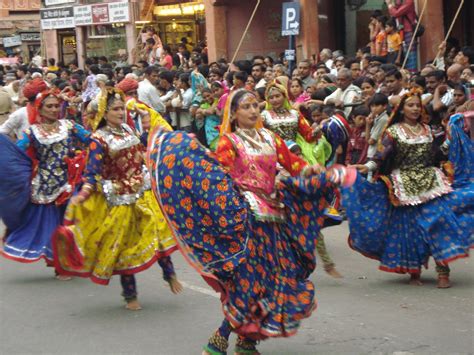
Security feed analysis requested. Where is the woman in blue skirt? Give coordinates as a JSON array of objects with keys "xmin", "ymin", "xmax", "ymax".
[
  {"xmin": 346, "ymin": 89, "xmax": 473, "ymax": 288},
  {"xmin": 147, "ymin": 89, "xmax": 356, "ymax": 354},
  {"xmin": 0, "ymin": 88, "xmax": 89, "ymax": 278}
]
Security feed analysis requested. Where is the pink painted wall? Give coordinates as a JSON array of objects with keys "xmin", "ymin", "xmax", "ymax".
[{"xmin": 224, "ymin": 0, "xmax": 287, "ymax": 61}]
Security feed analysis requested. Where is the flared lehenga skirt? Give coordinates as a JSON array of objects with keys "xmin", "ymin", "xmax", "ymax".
[
  {"xmin": 53, "ymin": 190, "xmax": 177, "ymax": 285},
  {"xmin": 342, "ymin": 117, "xmax": 474, "ymax": 273},
  {"xmin": 0, "ymin": 134, "xmax": 63, "ymax": 264},
  {"xmin": 147, "ymin": 130, "xmax": 336, "ymax": 339}
]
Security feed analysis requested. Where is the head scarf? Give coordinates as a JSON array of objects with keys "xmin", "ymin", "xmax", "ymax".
[
  {"xmin": 90, "ymin": 88, "xmax": 126, "ymax": 131},
  {"xmin": 29, "ymin": 88, "xmax": 61, "ymax": 124},
  {"xmin": 219, "ymin": 89, "xmax": 263, "ymax": 136},
  {"xmin": 116, "ymin": 78, "xmax": 139, "ymax": 94},
  {"xmin": 265, "ymin": 81, "xmax": 293, "ymax": 111},
  {"xmin": 23, "ymin": 78, "xmax": 48, "ymax": 100}
]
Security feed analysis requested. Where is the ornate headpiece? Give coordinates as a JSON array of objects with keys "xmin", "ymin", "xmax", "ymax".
[
  {"xmin": 219, "ymin": 89, "xmax": 263, "ymax": 136},
  {"xmin": 90, "ymin": 88, "xmax": 125, "ymax": 131}
]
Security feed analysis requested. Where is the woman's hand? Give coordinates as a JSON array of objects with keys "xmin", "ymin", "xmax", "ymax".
[
  {"xmin": 351, "ymin": 164, "xmax": 368, "ymax": 174},
  {"xmin": 71, "ymin": 193, "xmax": 88, "ymax": 205},
  {"xmin": 304, "ymin": 164, "xmax": 325, "ymax": 177}
]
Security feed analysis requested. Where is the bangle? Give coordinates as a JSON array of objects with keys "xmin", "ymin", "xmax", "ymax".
[{"xmin": 82, "ymin": 183, "xmax": 94, "ymax": 192}]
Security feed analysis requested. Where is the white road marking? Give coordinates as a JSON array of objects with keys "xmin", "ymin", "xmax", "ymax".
[{"xmin": 180, "ymin": 281, "xmax": 219, "ymax": 298}]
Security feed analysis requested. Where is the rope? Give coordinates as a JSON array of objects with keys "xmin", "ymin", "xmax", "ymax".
[
  {"xmin": 229, "ymin": 0, "xmax": 261, "ymax": 64},
  {"xmin": 433, "ymin": 0, "xmax": 465, "ymax": 64},
  {"xmin": 401, "ymin": 0, "xmax": 428, "ymax": 70}
]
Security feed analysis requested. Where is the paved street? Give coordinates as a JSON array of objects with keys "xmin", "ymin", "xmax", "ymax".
[{"xmin": 1, "ymin": 222, "xmax": 472, "ymax": 355}]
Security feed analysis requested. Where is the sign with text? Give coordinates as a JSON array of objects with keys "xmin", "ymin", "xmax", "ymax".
[
  {"xmin": 91, "ymin": 4, "xmax": 109, "ymax": 24},
  {"xmin": 20, "ymin": 33, "xmax": 41, "ymax": 41},
  {"xmin": 3, "ymin": 35, "xmax": 22, "ymax": 47},
  {"xmin": 281, "ymin": 2, "xmax": 300, "ymax": 36},
  {"xmin": 284, "ymin": 49, "xmax": 296, "ymax": 61},
  {"xmin": 74, "ymin": 5, "xmax": 93, "ymax": 26},
  {"xmin": 45, "ymin": 0, "xmax": 75, "ymax": 6},
  {"xmin": 41, "ymin": 7, "xmax": 75, "ymax": 29},
  {"xmin": 108, "ymin": 1, "xmax": 129, "ymax": 23},
  {"xmin": 74, "ymin": 1, "xmax": 129, "ymax": 26}
]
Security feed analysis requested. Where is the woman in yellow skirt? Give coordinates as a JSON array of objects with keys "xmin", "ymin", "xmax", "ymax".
[{"xmin": 53, "ymin": 88, "xmax": 182, "ymax": 310}]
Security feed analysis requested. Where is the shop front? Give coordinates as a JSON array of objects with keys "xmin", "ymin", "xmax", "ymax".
[
  {"xmin": 41, "ymin": 1, "xmax": 136, "ymax": 67},
  {"xmin": 139, "ymin": 0, "xmax": 206, "ymax": 51},
  {"xmin": 0, "ymin": 15, "xmax": 40, "ymax": 62},
  {"xmin": 74, "ymin": 0, "xmax": 135, "ymax": 66}
]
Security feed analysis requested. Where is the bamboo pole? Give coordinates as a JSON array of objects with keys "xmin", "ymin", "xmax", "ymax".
[
  {"xmin": 229, "ymin": 0, "xmax": 261, "ymax": 64},
  {"xmin": 432, "ymin": 0, "xmax": 465, "ymax": 64},
  {"xmin": 401, "ymin": 0, "xmax": 428, "ymax": 70}
]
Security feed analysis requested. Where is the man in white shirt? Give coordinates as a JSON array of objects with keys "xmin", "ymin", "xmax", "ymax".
[
  {"xmin": 320, "ymin": 48, "xmax": 335, "ymax": 74},
  {"xmin": 0, "ymin": 106, "xmax": 29, "ymax": 139},
  {"xmin": 0, "ymin": 78, "xmax": 47, "ymax": 139},
  {"xmin": 138, "ymin": 66, "xmax": 165, "ymax": 114},
  {"xmin": 324, "ymin": 68, "xmax": 362, "ymax": 117}
]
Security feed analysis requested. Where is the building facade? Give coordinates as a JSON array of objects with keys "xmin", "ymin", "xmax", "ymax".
[{"xmin": 0, "ymin": 0, "xmax": 41, "ymax": 63}]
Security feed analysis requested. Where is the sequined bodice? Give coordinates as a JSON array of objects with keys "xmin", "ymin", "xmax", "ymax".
[
  {"xmin": 227, "ymin": 128, "xmax": 285, "ymax": 222},
  {"xmin": 93, "ymin": 125, "xmax": 147, "ymax": 196},
  {"xmin": 389, "ymin": 125, "xmax": 433, "ymax": 170},
  {"xmin": 261, "ymin": 109, "xmax": 299, "ymax": 141},
  {"xmin": 30, "ymin": 120, "xmax": 74, "ymax": 204},
  {"xmin": 386, "ymin": 124, "xmax": 451, "ymax": 205}
]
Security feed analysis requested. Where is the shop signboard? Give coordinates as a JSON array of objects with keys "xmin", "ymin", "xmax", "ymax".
[
  {"xmin": 45, "ymin": 0, "xmax": 75, "ymax": 6},
  {"xmin": 41, "ymin": 7, "xmax": 75, "ymax": 29},
  {"xmin": 91, "ymin": 4, "xmax": 109, "ymax": 24},
  {"xmin": 74, "ymin": 1, "xmax": 129, "ymax": 26},
  {"xmin": 3, "ymin": 35, "xmax": 22, "ymax": 47},
  {"xmin": 74, "ymin": 5, "xmax": 93, "ymax": 26},
  {"xmin": 108, "ymin": 1, "xmax": 130, "ymax": 23},
  {"xmin": 20, "ymin": 33, "xmax": 41, "ymax": 41}
]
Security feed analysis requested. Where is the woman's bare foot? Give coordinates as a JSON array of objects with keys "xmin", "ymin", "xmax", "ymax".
[
  {"xmin": 409, "ymin": 273, "xmax": 423, "ymax": 286},
  {"xmin": 55, "ymin": 275, "xmax": 72, "ymax": 281},
  {"xmin": 437, "ymin": 275, "xmax": 451, "ymax": 288},
  {"xmin": 168, "ymin": 276, "xmax": 183, "ymax": 294},
  {"xmin": 325, "ymin": 266, "xmax": 343, "ymax": 278},
  {"xmin": 125, "ymin": 299, "xmax": 142, "ymax": 311}
]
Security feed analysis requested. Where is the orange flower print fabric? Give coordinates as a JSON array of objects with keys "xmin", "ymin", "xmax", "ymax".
[{"xmin": 147, "ymin": 130, "xmax": 334, "ymax": 340}]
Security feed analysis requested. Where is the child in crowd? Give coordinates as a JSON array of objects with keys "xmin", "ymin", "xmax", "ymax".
[
  {"xmin": 375, "ymin": 16, "xmax": 388, "ymax": 60},
  {"xmin": 196, "ymin": 87, "xmax": 221, "ymax": 149},
  {"xmin": 366, "ymin": 93, "xmax": 389, "ymax": 180},
  {"xmin": 346, "ymin": 105, "xmax": 369, "ymax": 165},
  {"xmin": 385, "ymin": 19, "xmax": 403, "ymax": 65},
  {"xmin": 170, "ymin": 72, "xmax": 194, "ymax": 132}
]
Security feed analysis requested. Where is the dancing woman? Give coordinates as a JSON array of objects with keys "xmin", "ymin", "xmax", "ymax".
[
  {"xmin": 0, "ymin": 89, "xmax": 89, "ymax": 277},
  {"xmin": 147, "ymin": 89, "xmax": 356, "ymax": 354},
  {"xmin": 346, "ymin": 89, "xmax": 473, "ymax": 288},
  {"xmin": 53, "ymin": 89, "xmax": 182, "ymax": 310}
]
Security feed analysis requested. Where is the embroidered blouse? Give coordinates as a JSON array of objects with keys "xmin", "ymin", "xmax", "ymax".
[
  {"xmin": 17, "ymin": 120, "xmax": 90, "ymax": 204},
  {"xmin": 373, "ymin": 123, "xmax": 452, "ymax": 206},
  {"xmin": 261, "ymin": 109, "xmax": 314, "ymax": 142},
  {"xmin": 216, "ymin": 127, "xmax": 307, "ymax": 222},
  {"xmin": 83, "ymin": 124, "xmax": 151, "ymax": 206}
]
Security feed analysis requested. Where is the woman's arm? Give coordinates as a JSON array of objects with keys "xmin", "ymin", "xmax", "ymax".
[
  {"xmin": 274, "ymin": 134, "xmax": 308, "ymax": 176},
  {"xmin": 215, "ymin": 135, "xmax": 236, "ymax": 171},
  {"xmin": 297, "ymin": 113, "xmax": 316, "ymax": 142},
  {"xmin": 72, "ymin": 122, "xmax": 91, "ymax": 144}
]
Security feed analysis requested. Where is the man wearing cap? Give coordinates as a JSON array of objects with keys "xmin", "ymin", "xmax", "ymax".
[{"xmin": 0, "ymin": 78, "xmax": 47, "ymax": 139}]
